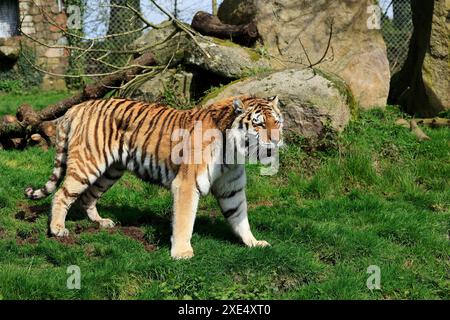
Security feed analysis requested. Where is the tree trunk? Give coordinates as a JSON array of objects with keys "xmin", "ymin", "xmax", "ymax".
[
  {"xmin": 212, "ymin": 0, "xmax": 218, "ymax": 15},
  {"xmin": 388, "ymin": 0, "xmax": 441, "ymax": 116},
  {"xmin": 174, "ymin": 0, "xmax": 179, "ymax": 19}
]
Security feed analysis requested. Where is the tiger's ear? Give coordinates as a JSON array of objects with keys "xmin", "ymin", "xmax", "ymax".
[
  {"xmin": 233, "ymin": 98, "xmax": 244, "ymax": 114},
  {"xmin": 268, "ymin": 95, "xmax": 279, "ymax": 106}
]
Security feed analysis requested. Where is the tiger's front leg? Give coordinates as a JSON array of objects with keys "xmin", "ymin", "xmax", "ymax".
[{"xmin": 170, "ymin": 174, "xmax": 200, "ymax": 260}]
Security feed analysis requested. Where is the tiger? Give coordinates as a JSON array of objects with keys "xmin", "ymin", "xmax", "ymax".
[{"xmin": 25, "ymin": 95, "xmax": 284, "ymax": 259}]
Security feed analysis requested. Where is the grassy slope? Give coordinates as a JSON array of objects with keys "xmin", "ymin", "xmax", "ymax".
[{"xmin": 0, "ymin": 92, "xmax": 449, "ymax": 300}]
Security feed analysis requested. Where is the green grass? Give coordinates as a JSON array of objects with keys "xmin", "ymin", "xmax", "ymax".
[
  {"xmin": 0, "ymin": 93, "xmax": 449, "ymax": 300},
  {"xmin": 0, "ymin": 90, "xmax": 70, "ymax": 116}
]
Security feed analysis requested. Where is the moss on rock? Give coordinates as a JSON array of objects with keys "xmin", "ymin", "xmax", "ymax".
[{"xmin": 314, "ymin": 68, "xmax": 359, "ymax": 120}]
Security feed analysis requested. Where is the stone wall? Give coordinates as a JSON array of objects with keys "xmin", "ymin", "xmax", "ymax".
[{"xmin": 0, "ymin": 0, "xmax": 68, "ymax": 90}]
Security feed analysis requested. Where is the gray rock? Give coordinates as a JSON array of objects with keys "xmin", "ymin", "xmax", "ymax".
[
  {"xmin": 132, "ymin": 21, "xmax": 271, "ymax": 79},
  {"xmin": 131, "ymin": 21, "xmax": 183, "ymax": 65},
  {"xmin": 184, "ymin": 37, "xmax": 270, "ymax": 79},
  {"xmin": 131, "ymin": 68, "xmax": 193, "ymax": 103},
  {"xmin": 0, "ymin": 45, "xmax": 19, "ymax": 60},
  {"xmin": 218, "ymin": 0, "xmax": 391, "ymax": 109},
  {"xmin": 0, "ymin": 37, "xmax": 20, "ymax": 60},
  {"xmin": 202, "ymin": 68, "xmax": 354, "ymax": 140}
]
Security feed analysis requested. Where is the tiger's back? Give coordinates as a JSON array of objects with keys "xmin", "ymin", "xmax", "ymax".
[{"xmin": 64, "ymin": 98, "xmax": 191, "ymax": 188}]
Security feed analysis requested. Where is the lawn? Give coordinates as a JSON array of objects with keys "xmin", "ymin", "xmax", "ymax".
[{"xmin": 0, "ymin": 91, "xmax": 449, "ymax": 299}]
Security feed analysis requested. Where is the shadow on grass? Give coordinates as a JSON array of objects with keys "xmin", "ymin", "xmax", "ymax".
[
  {"xmin": 17, "ymin": 199, "xmax": 246, "ymax": 247},
  {"xmin": 96, "ymin": 204, "xmax": 239, "ymax": 247}
]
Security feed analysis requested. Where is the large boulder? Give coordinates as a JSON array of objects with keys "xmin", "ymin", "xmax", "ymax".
[
  {"xmin": 131, "ymin": 68, "xmax": 194, "ymax": 103},
  {"xmin": 389, "ymin": 0, "xmax": 450, "ymax": 116},
  {"xmin": 132, "ymin": 21, "xmax": 271, "ymax": 79},
  {"xmin": 218, "ymin": 0, "xmax": 391, "ymax": 109},
  {"xmin": 202, "ymin": 68, "xmax": 355, "ymax": 140}
]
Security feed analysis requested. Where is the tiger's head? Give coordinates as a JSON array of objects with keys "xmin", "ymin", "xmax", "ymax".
[{"xmin": 228, "ymin": 95, "xmax": 284, "ymax": 162}]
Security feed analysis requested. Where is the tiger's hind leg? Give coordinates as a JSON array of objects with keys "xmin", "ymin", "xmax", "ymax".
[
  {"xmin": 79, "ymin": 166, "xmax": 124, "ymax": 228},
  {"xmin": 50, "ymin": 174, "xmax": 91, "ymax": 237}
]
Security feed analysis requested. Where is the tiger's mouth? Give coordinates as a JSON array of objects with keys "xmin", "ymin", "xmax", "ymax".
[
  {"xmin": 244, "ymin": 132, "xmax": 284, "ymax": 149},
  {"xmin": 244, "ymin": 134, "xmax": 282, "ymax": 162},
  {"xmin": 257, "ymin": 139, "xmax": 284, "ymax": 149},
  {"xmin": 225, "ymin": 127, "xmax": 283, "ymax": 164}
]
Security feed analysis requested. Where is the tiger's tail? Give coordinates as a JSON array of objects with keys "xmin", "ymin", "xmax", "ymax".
[{"xmin": 25, "ymin": 116, "xmax": 71, "ymax": 200}]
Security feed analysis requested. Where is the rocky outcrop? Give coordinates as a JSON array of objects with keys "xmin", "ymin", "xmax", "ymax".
[
  {"xmin": 132, "ymin": 21, "xmax": 357, "ymax": 140},
  {"xmin": 132, "ymin": 21, "xmax": 271, "ymax": 80},
  {"xmin": 203, "ymin": 68, "xmax": 355, "ymax": 140},
  {"xmin": 389, "ymin": 0, "xmax": 449, "ymax": 116},
  {"xmin": 131, "ymin": 68, "xmax": 194, "ymax": 103},
  {"xmin": 218, "ymin": 0, "xmax": 391, "ymax": 109},
  {"xmin": 0, "ymin": 37, "xmax": 20, "ymax": 61}
]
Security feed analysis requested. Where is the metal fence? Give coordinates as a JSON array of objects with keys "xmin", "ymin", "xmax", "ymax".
[
  {"xmin": 64, "ymin": 0, "xmax": 222, "ymax": 85},
  {"xmin": 35, "ymin": 1, "xmax": 413, "ymax": 85},
  {"xmin": 380, "ymin": 0, "xmax": 413, "ymax": 74}
]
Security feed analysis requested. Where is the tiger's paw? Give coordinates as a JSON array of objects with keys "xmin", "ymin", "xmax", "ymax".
[
  {"xmin": 171, "ymin": 248, "xmax": 194, "ymax": 260},
  {"xmin": 98, "ymin": 219, "xmax": 115, "ymax": 229},
  {"xmin": 246, "ymin": 239, "xmax": 271, "ymax": 248},
  {"xmin": 50, "ymin": 225, "xmax": 69, "ymax": 237},
  {"xmin": 25, "ymin": 187, "xmax": 34, "ymax": 198},
  {"xmin": 254, "ymin": 240, "xmax": 271, "ymax": 247}
]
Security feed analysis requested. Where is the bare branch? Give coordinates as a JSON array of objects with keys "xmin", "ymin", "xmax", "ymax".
[
  {"xmin": 311, "ymin": 18, "xmax": 334, "ymax": 67},
  {"xmin": 297, "ymin": 18, "xmax": 334, "ymax": 73},
  {"xmin": 148, "ymin": 0, "xmax": 212, "ymax": 59}
]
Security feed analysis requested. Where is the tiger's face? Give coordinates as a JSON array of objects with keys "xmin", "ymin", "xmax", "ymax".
[{"xmin": 229, "ymin": 96, "xmax": 284, "ymax": 161}]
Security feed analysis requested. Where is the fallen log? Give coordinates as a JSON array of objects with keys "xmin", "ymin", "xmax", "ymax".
[
  {"xmin": 395, "ymin": 118, "xmax": 435, "ymax": 141},
  {"xmin": 0, "ymin": 52, "xmax": 156, "ymax": 148},
  {"xmin": 191, "ymin": 11, "xmax": 259, "ymax": 46},
  {"xmin": 410, "ymin": 119, "xmax": 431, "ymax": 141},
  {"xmin": 414, "ymin": 117, "xmax": 450, "ymax": 128},
  {"xmin": 29, "ymin": 133, "xmax": 49, "ymax": 151}
]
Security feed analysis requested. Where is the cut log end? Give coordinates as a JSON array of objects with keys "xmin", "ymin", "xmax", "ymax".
[
  {"xmin": 41, "ymin": 121, "xmax": 57, "ymax": 138},
  {"xmin": 29, "ymin": 133, "xmax": 49, "ymax": 151},
  {"xmin": 2, "ymin": 115, "xmax": 18, "ymax": 124}
]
